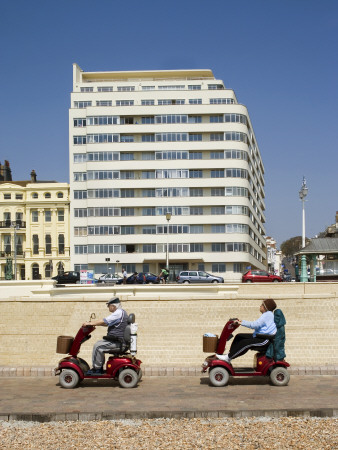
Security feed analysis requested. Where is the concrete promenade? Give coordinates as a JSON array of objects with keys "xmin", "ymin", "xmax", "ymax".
[{"xmin": 0, "ymin": 374, "xmax": 337, "ymax": 422}]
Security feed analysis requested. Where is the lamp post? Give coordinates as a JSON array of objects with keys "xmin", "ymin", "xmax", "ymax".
[
  {"xmin": 11, "ymin": 222, "xmax": 20, "ymax": 280},
  {"xmin": 299, "ymin": 177, "xmax": 308, "ymax": 282},
  {"xmin": 165, "ymin": 213, "xmax": 171, "ymax": 270},
  {"xmin": 116, "ymin": 260, "xmax": 120, "ymax": 276}
]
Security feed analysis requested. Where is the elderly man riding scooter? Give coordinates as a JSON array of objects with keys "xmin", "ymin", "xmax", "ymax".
[
  {"xmin": 82, "ymin": 297, "xmax": 129, "ymax": 375},
  {"xmin": 216, "ymin": 298, "xmax": 277, "ymax": 363}
]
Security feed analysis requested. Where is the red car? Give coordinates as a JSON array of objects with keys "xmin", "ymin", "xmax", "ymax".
[{"xmin": 242, "ymin": 270, "xmax": 283, "ymax": 283}]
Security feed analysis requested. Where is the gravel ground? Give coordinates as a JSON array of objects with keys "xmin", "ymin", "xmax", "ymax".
[{"xmin": 0, "ymin": 417, "xmax": 337, "ymax": 449}]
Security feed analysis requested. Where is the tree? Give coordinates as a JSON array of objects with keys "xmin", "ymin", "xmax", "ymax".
[{"xmin": 280, "ymin": 236, "xmax": 310, "ymax": 257}]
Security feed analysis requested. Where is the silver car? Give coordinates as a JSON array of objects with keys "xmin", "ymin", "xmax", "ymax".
[
  {"xmin": 97, "ymin": 273, "xmax": 120, "ymax": 284},
  {"xmin": 176, "ymin": 271, "xmax": 224, "ymax": 284}
]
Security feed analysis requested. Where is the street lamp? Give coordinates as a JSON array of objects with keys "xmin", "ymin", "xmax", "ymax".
[
  {"xmin": 116, "ymin": 260, "xmax": 120, "ymax": 276},
  {"xmin": 11, "ymin": 222, "xmax": 20, "ymax": 280},
  {"xmin": 299, "ymin": 177, "xmax": 308, "ymax": 282},
  {"xmin": 165, "ymin": 213, "xmax": 171, "ymax": 270}
]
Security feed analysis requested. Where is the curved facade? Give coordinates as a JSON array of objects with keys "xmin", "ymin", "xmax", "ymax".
[{"xmin": 69, "ymin": 64, "xmax": 266, "ymax": 281}]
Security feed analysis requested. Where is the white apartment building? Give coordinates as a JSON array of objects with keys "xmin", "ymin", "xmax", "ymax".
[{"xmin": 69, "ymin": 64, "xmax": 266, "ymax": 282}]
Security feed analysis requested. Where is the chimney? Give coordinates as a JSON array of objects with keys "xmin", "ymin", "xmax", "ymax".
[
  {"xmin": 0, "ymin": 160, "xmax": 12, "ymax": 181},
  {"xmin": 30, "ymin": 170, "xmax": 37, "ymax": 182}
]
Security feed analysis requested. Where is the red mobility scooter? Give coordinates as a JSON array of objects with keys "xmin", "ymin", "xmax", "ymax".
[
  {"xmin": 202, "ymin": 318, "xmax": 290, "ymax": 387},
  {"xmin": 55, "ymin": 313, "xmax": 142, "ymax": 388}
]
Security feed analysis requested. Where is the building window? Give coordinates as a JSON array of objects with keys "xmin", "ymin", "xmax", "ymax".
[
  {"xmin": 212, "ymin": 263, "xmax": 226, "ymax": 272},
  {"xmin": 44, "ymin": 192, "xmax": 51, "ymax": 198},
  {"xmin": 116, "ymin": 100, "xmax": 134, "ymax": 106},
  {"xmin": 58, "ymin": 234, "xmax": 65, "ymax": 254},
  {"xmin": 80, "ymin": 87, "xmax": 93, "ymax": 92},
  {"xmin": 211, "ymin": 206, "xmax": 225, "ymax": 215},
  {"xmin": 190, "ymin": 243, "xmax": 204, "ymax": 252},
  {"xmin": 233, "ymin": 263, "xmax": 243, "ymax": 273},
  {"xmin": 189, "ymin": 99, "xmax": 202, "ymax": 104},
  {"xmin": 210, "ymin": 115, "xmax": 223, "ymax": 123},
  {"xmin": 96, "ymin": 100, "xmax": 112, "ymax": 107},
  {"xmin": 57, "ymin": 192, "xmax": 64, "ymax": 198},
  {"xmin": 189, "ymin": 170, "xmax": 202, "ymax": 178},
  {"xmin": 15, "ymin": 194, "xmax": 23, "ymax": 200},
  {"xmin": 143, "ymin": 244, "xmax": 156, "ymax": 252},
  {"xmin": 189, "ymin": 152, "xmax": 202, "ymax": 160},
  {"xmin": 58, "ymin": 209, "xmax": 64, "ymax": 221},
  {"xmin": 45, "ymin": 210, "xmax": 51, "ymax": 222},
  {"xmin": 210, "ymin": 133, "xmax": 224, "ymax": 141},
  {"xmin": 212, "ymin": 243, "xmax": 225, "ymax": 252},
  {"xmin": 189, "ymin": 134, "xmax": 202, "ymax": 141},
  {"xmin": 190, "ymin": 225, "xmax": 204, "ymax": 233},
  {"xmin": 74, "ymin": 101, "xmax": 92, "ymax": 108},
  {"xmin": 32, "ymin": 210, "xmax": 38, "ymax": 222},
  {"xmin": 209, "ymin": 98, "xmax": 234, "ymax": 104},
  {"xmin": 212, "ymin": 225, "xmax": 225, "ymax": 233},
  {"xmin": 142, "ymin": 207, "xmax": 155, "ymax": 216},
  {"xmin": 188, "ymin": 85, "xmax": 201, "ymax": 90},
  {"xmin": 141, "ymin": 100, "xmax": 155, "ymax": 105},
  {"xmin": 32, "ymin": 235, "xmax": 39, "ymax": 254},
  {"xmin": 211, "ymin": 170, "xmax": 224, "ymax": 178},
  {"xmin": 142, "ymin": 116, "xmax": 155, "ymax": 124},
  {"xmin": 74, "ymin": 118, "xmax": 87, "ymax": 127},
  {"xmin": 4, "ymin": 194, "xmax": 11, "ymax": 200},
  {"xmin": 32, "ymin": 193, "xmax": 38, "ymax": 199},
  {"xmin": 190, "ymin": 207, "xmax": 203, "ymax": 215},
  {"xmin": 117, "ymin": 86, "xmax": 135, "ymax": 91},
  {"xmin": 4, "ymin": 235, "xmax": 11, "ymax": 253},
  {"xmin": 190, "ymin": 188, "xmax": 203, "ymax": 197},
  {"xmin": 45, "ymin": 234, "xmax": 52, "ymax": 254},
  {"xmin": 87, "ymin": 116, "xmax": 118, "ymax": 126},
  {"xmin": 45, "ymin": 264, "xmax": 52, "ymax": 278},
  {"xmin": 98, "ymin": 87, "xmax": 113, "ymax": 92},
  {"xmin": 208, "ymin": 84, "xmax": 224, "ymax": 90},
  {"xmin": 73, "ymin": 135, "xmax": 87, "ymax": 145}
]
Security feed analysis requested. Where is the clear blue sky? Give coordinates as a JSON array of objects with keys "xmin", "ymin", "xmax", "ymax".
[{"xmin": 1, "ymin": 0, "xmax": 337, "ymax": 247}]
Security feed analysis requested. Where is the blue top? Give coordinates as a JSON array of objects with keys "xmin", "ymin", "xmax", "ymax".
[{"xmin": 241, "ymin": 311, "xmax": 276, "ymax": 337}]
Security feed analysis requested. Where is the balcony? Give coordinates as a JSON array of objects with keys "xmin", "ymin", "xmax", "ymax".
[
  {"xmin": 0, "ymin": 251, "xmax": 25, "ymax": 259},
  {"xmin": 0, "ymin": 220, "xmax": 26, "ymax": 229}
]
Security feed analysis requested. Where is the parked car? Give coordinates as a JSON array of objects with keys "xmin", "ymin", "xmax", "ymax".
[
  {"xmin": 176, "ymin": 271, "xmax": 224, "ymax": 284},
  {"xmin": 242, "ymin": 270, "xmax": 283, "ymax": 283},
  {"xmin": 116, "ymin": 272, "xmax": 160, "ymax": 284},
  {"xmin": 97, "ymin": 273, "xmax": 120, "ymax": 284},
  {"xmin": 52, "ymin": 271, "xmax": 80, "ymax": 284}
]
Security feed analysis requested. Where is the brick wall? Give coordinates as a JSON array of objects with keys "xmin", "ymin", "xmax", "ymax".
[{"xmin": 0, "ymin": 282, "xmax": 337, "ymax": 369}]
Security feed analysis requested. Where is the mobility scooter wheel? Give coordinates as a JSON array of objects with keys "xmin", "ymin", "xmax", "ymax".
[
  {"xmin": 270, "ymin": 367, "xmax": 290, "ymax": 386},
  {"xmin": 209, "ymin": 367, "xmax": 230, "ymax": 387},
  {"xmin": 118, "ymin": 368, "xmax": 138, "ymax": 388},
  {"xmin": 59, "ymin": 369, "xmax": 80, "ymax": 389}
]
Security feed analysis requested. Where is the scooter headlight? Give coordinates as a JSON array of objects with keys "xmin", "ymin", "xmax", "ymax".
[{"xmin": 202, "ymin": 360, "xmax": 209, "ymax": 368}]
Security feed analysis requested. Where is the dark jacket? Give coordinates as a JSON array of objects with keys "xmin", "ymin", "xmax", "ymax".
[{"xmin": 266, "ymin": 309, "xmax": 286, "ymax": 361}]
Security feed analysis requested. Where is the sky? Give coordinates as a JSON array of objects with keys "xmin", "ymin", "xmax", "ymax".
[{"xmin": 0, "ymin": 0, "xmax": 337, "ymax": 247}]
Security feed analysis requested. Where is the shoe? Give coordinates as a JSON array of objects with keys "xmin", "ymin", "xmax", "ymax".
[
  {"xmin": 85, "ymin": 367, "xmax": 104, "ymax": 376},
  {"xmin": 216, "ymin": 354, "xmax": 231, "ymax": 363}
]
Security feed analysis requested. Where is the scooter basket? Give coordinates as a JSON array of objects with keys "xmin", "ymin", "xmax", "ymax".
[
  {"xmin": 203, "ymin": 335, "xmax": 218, "ymax": 353},
  {"xmin": 56, "ymin": 336, "xmax": 74, "ymax": 354}
]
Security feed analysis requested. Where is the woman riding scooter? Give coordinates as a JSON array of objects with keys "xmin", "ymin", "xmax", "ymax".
[{"xmin": 216, "ymin": 298, "xmax": 277, "ymax": 363}]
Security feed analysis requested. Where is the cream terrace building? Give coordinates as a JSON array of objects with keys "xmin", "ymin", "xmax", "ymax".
[
  {"xmin": 0, "ymin": 171, "xmax": 70, "ymax": 280},
  {"xmin": 70, "ymin": 64, "xmax": 266, "ymax": 282}
]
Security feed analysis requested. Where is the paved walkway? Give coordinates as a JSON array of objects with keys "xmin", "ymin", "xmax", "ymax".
[{"xmin": 0, "ymin": 375, "xmax": 337, "ymax": 422}]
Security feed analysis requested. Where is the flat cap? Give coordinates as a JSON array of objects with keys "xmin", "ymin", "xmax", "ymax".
[{"xmin": 106, "ymin": 297, "xmax": 120, "ymax": 306}]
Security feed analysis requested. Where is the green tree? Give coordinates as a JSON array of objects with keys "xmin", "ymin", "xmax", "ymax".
[{"xmin": 280, "ymin": 236, "xmax": 310, "ymax": 257}]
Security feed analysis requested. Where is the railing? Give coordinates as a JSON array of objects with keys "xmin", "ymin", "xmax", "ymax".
[
  {"xmin": 0, "ymin": 251, "xmax": 25, "ymax": 258},
  {"xmin": 0, "ymin": 221, "xmax": 26, "ymax": 229}
]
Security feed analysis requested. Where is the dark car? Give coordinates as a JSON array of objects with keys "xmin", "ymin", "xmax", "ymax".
[
  {"xmin": 116, "ymin": 272, "xmax": 160, "ymax": 284},
  {"xmin": 52, "ymin": 271, "xmax": 80, "ymax": 284},
  {"xmin": 242, "ymin": 270, "xmax": 283, "ymax": 283}
]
